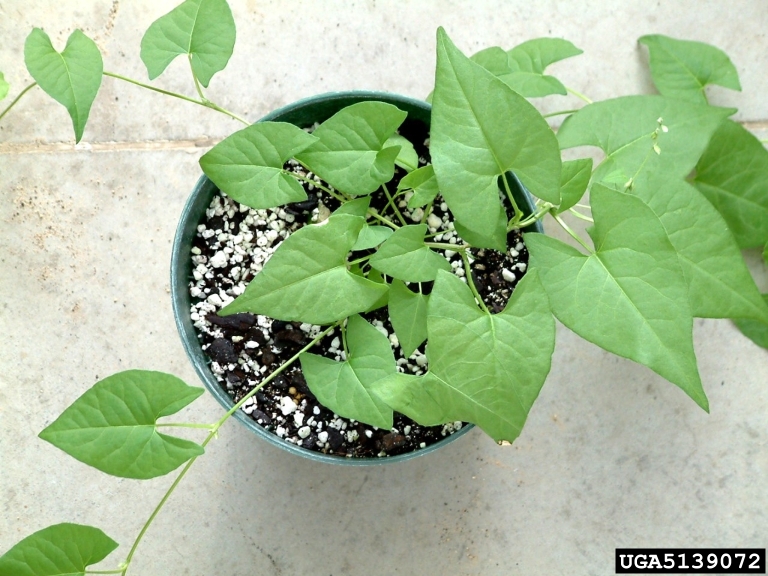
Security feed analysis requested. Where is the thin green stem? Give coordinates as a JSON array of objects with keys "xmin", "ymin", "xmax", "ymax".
[
  {"xmin": 425, "ymin": 242, "xmax": 468, "ymax": 251},
  {"xmin": 104, "ymin": 71, "xmax": 201, "ymax": 105},
  {"xmin": 104, "ymin": 71, "xmax": 248, "ymax": 125},
  {"xmin": 500, "ymin": 173, "xmax": 523, "ymax": 226},
  {"xmin": 204, "ymin": 100, "xmax": 249, "ymax": 125},
  {"xmin": 574, "ymin": 203, "xmax": 591, "ymax": 210},
  {"xmin": 368, "ymin": 210, "xmax": 400, "ymax": 229},
  {"xmin": 188, "ymin": 55, "xmax": 206, "ymax": 101},
  {"xmin": 513, "ymin": 206, "xmax": 551, "ymax": 229},
  {"xmin": 348, "ymin": 255, "xmax": 371, "ymax": 267},
  {"xmin": 155, "ymin": 423, "xmax": 216, "ymax": 430},
  {"xmin": 567, "ymin": 208, "xmax": 594, "ymax": 223},
  {"xmin": 120, "ymin": 324, "xmax": 336, "ymax": 575},
  {"xmin": 382, "ymin": 183, "xmax": 407, "ymax": 226},
  {"xmin": 461, "ymin": 251, "xmax": 489, "ymax": 314},
  {"xmin": 86, "ymin": 570, "xmax": 125, "ymax": 575},
  {"xmin": 553, "ymin": 214, "xmax": 594, "ymax": 254},
  {"xmin": 290, "ymin": 170, "xmax": 345, "ymax": 203},
  {"xmin": 542, "ymin": 108, "xmax": 579, "ymax": 118},
  {"xmin": 0, "ymin": 82, "xmax": 37, "ymax": 123},
  {"xmin": 760, "ymin": 138, "xmax": 768, "ymax": 144},
  {"xmin": 422, "ymin": 201, "xmax": 434, "ymax": 225},
  {"xmin": 566, "ymin": 87, "xmax": 593, "ymax": 104},
  {"xmin": 341, "ymin": 319, "xmax": 349, "ymax": 356}
]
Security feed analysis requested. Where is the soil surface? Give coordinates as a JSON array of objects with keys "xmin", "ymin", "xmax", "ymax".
[{"xmin": 188, "ymin": 140, "xmax": 530, "ymax": 458}]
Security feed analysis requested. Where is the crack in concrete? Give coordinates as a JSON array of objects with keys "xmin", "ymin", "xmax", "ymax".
[
  {"xmin": 0, "ymin": 137, "xmax": 223, "ymax": 154},
  {"xmin": 1, "ymin": 121, "xmax": 766, "ymax": 156}
]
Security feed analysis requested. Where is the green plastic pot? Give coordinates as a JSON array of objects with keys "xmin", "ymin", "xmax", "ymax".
[{"xmin": 171, "ymin": 91, "xmax": 543, "ymax": 465}]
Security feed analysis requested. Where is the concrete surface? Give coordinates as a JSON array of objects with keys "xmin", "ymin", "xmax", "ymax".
[{"xmin": 1, "ymin": 2, "xmax": 767, "ymax": 575}]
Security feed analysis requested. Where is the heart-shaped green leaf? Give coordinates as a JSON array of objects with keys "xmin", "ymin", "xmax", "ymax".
[
  {"xmin": 24, "ymin": 28, "xmax": 102, "ymax": 143},
  {"xmin": 557, "ymin": 95, "xmax": 733, "ymax": 187},
  {"xmin": 199, "ymin": 122, "xmax": 318, "ymax": 209},
  {"xmin": 557, "ymin": 158, "xmax": 592, "ymax": 213},
  {"xmin": 369, "ymin": 224, "xmax": 451, "ymax": 282},
  {"xmin": 38, "ymin": 371, "xmax": 205, "ymax": 479},
  {"xmin": 300, "ymin": 314, "xmax": 396, "ymax": 429},
  {"xmin": 296, "ymin": 101, "xmax": 407, "ymax": 196},
  {"xmin": 140, "ymin": 0, "xmax": 235, "ymax": 87},
  {"xmin": 629, "ymin": 173, "xmax": 768, "ymax": 323},
  {"xmin": 398, "ymin": 165, "xmax": 439, "ymax": 210},
  {"xmin": 385, "ymin": 134, "xmax": 419, "ymax": 172},
  {"xmin": 471, "ymin": 39, "xmax": 582, "ymax": 97},
  {"xmin": 0, "ymin": 523, "xmax": 118, "ymax": 576},
  {"xmin": 526, "ymin": 184, "xmax": 707, "ymax": 409},
  {"xmin": 381, "ymin": 269, "xmax": 554, "ymax": 442},
  {"xmin": 504, "ymin": 38, "xmax": 583, "ymax": 97},
  {"xmin": 0, "ymin": 72, "xmax": 9, "ymax": 101},
  {"xmin": 639, "ymin": 34, "xmax": 741, "ymax": 105},
  {"xmin": 431, "ymin": 28, "xmax": 561, "ymax": 247},
  {"xmin": 388, "ymin": 279, "xmax": 428, "ymax": 357},
  {"xmin": 693, "ymin": 119, "xmax": 768, "ymax": 249},
  {"xmin": 221, "ymin": 214, "xmax": 388, "ymax": 323}
]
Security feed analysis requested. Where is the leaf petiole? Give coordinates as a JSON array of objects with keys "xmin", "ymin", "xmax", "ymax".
[
  {"xmin": 341, "ymin": 319, "xmax": 349, "ymax": 356},
  {"xmin": 553, "ymin": 213, "xmax": 594, "ymax": 254},
  {"xmin": 188, "ymin": 54, "xmax": 206, "ymax": 101},
  {"xmin": 290, "ymin": 170, "xmax": 346, "ymax": 203},
  {"xmin": 566, "ymin": 87, "xmax": 593, "ymax": 104},
  {"xmin": 424, "ymin": 242, "xmax": 468, "ymax": 251},
  {"xmin": 103, "ymin": 71, "xmax": 248, "ymax": 125},
  {"xmin": 567, "ymin": 208, "xmax": 594, "ymax": 222},
  {"xmin": 512, "ymin": 204, "xmax": 552, "ymax": 230},
  {"xmin": 0, "ymin": 81, "xmax": 37, "ymax": 123},
  {"xmin": 367, "ymin": 210, "xmax": 400, "ymax": 229},
  {"xmin": 348, "ymin": 255, "xmax": 372, "ymax": 267},
  {"xmin": 382, "ymin": 182, "xmax": 407, "ymax": 226},
  {"xmin": 461, "ymin": 251, "xmax": 489, "ymax": 313},
  {"xmin": 155, "ymin": 422, "xmax": 216, "ymax": 430},
  {"xmin": 500, "ymin": 173, "xmax": 523, "ymax": 226},
  {"xmin": 542, "ymin": 108, "xmax": 580, "ymax": 118}
]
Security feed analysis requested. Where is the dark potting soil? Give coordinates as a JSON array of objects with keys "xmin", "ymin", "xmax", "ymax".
[{"xmin": 188, "ymin": 141, "xmax": 530, "ymax": 458}]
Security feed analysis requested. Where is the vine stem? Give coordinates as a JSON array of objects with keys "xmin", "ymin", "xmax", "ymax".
[
  {"xmin": 86, "ymin": 571, "xmax": 125, "ymax": 575},
  {"xmin": 500, "ymin": 173, "xmax": 523, "ymax": 226},
  {"xmin": 542, "ymin": 108, "xmax": 579, "ymax": 118},
  {"xmin": 511, "ymin": 201, "xmax": 553, "ymax": 230},
  {"xmin": 382, "ymin": 183, "xmax": 407, "ymax": 226},
  {"xmin": 368, "ymin": 210, "xmax": 400, "ymax": 229},
  {"xmin": 348, "ymin": 255, "xmax": 372, "ymax": 267},
  {"xmin": 566, "ymin": 87, "xmax": 593, "ymax": 104},
  {"xmin": 425, "ymin": 242, "xmax": 468, "ymax": 251},
  {"xmin": 188, "ymin": 55, "xmax": 206, "ymax": 101},
  {"xmin": 553, "ymin": 214, "xmax": 594, "ymax": 254},
  {"xmin": 290, "ymin": 170, "xmax": 346, "ymax": 203},
  {"xmin": 0, "ymin": 82, "xmax": 37, "ymax": 122},
  {"xmin": 103, "ymin": 71, "xmax": 248, "ymax": 125},
  {"xmin": 461, "ymin": 251, "xmax": 489, "ymax": 314},
  {"xmin": 155, "ymin": 423, "xmax": 216, "ymax": 430},
  {"xmin": 119, "ymin": 323, "xmax": 337, "ymax": 576},
  {"xmin": 567, "ymin": 208, "xmax": 594, "ymax": 223}
]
